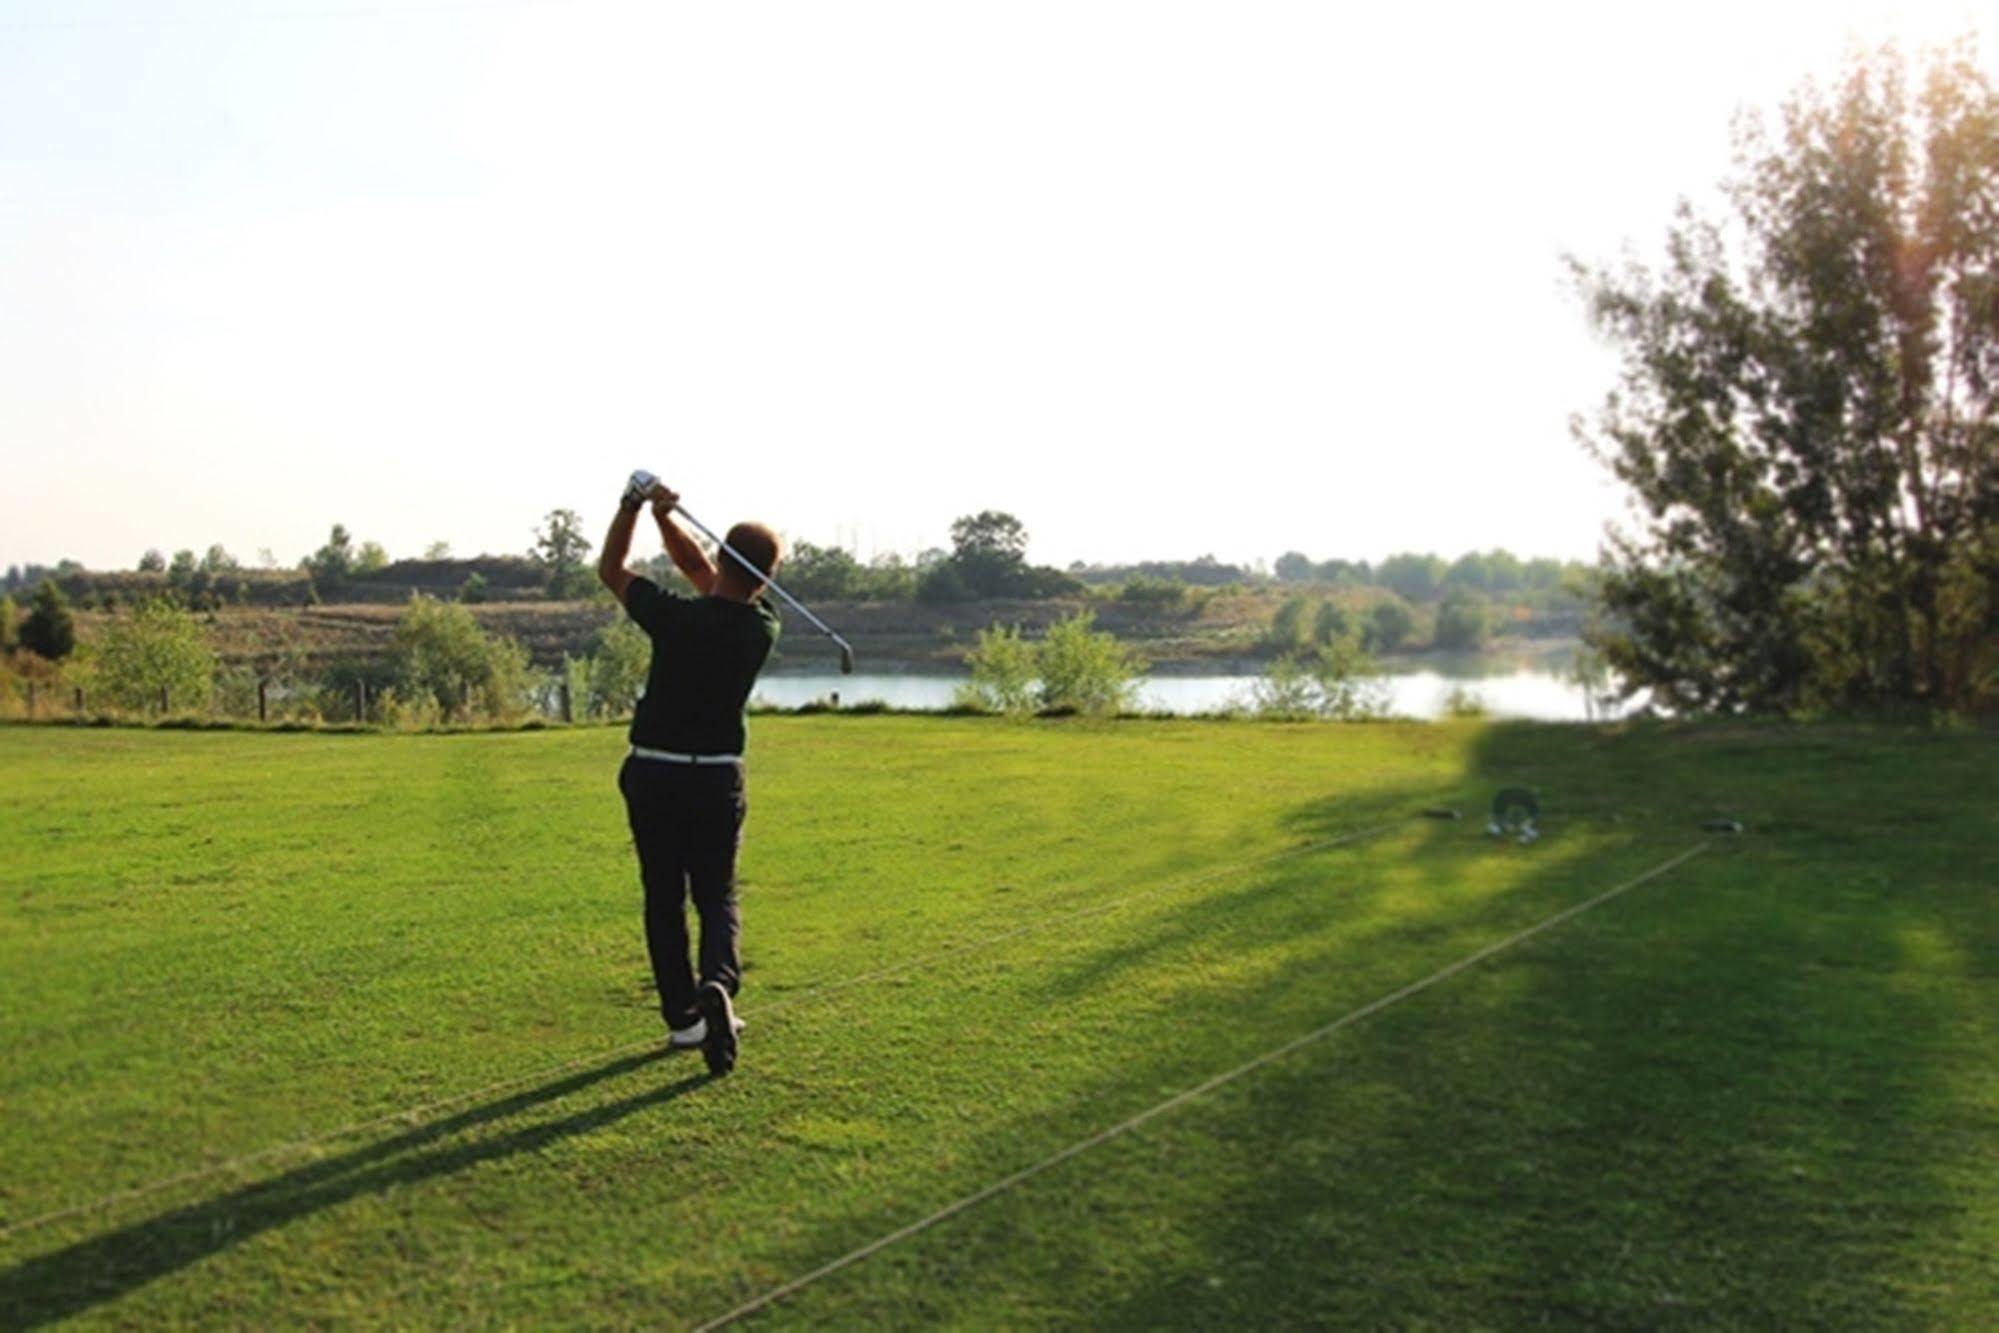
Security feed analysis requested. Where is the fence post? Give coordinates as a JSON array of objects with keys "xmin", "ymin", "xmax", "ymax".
[
  {"xmin": 258, "ymin": 678, "xmax": 268, "ymax": 724},
  {"xmin": 74, "ymin": 687, "xmax": 84, "ymax": 714},
  {"xmin": 160, "ymin": 684, "xmax": 170, "ymax": 715},
  {"xmin": 355, "ymin": 680, "xmax": 367, "ymax": 723},
  {"xmin": 559, "ymin": 680, "xmax": 573, "ymax": 723}
]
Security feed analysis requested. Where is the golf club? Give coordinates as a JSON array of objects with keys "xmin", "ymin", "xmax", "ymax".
[{"xmin": 631, "ymin": 474, "xmax": 856, "ymax": 674}]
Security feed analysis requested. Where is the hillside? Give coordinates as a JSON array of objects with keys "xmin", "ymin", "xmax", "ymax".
[{"xmin": 67, "ymin": 588, "xmax": 1585, "ymax": 674}]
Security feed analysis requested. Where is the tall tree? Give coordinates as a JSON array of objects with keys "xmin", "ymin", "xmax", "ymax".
[
  {"xmin": 946, "ymin": 511, "xmax": 1031, "ymax": 597},
  {"xmin": 1574, "ymin": 43, "xmax": 1998, "ymax": 715},
  {"xmin": 533, "ymin": 509, "xmax": 595, "ymax": 599},
  {"xmin": 306, "ymin": 525, "xmax": 356, "ymax": 587}
]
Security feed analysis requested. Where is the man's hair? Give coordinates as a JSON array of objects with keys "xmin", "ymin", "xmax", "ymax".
[{"xmin": 723, "ymin": 522, "xmax": 783, "ymax": 583}]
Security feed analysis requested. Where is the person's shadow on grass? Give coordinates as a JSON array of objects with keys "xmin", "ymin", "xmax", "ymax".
[{"xmin": 1, "ymin": 1049, "xmax": 709, "ymax": 1328}]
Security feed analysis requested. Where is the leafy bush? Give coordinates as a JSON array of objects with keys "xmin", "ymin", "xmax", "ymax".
[
  {"xmin": 1440, "ymin": 685, "xmax": 1489, "ymax": 719},
  {"xmin": 1246, "ymin": 654, "xmax": 1319, "ymax": 720},
  {"xmin": 1035, "ymin": 611, "xmax": 1142, "ymax": 715},
  {"xmin": 92, "ymin": 598, "xmax": 219, "ymax": 714},
  {"xmin": 1249, "ymin": 639, "xmax": 1388, "ymax": 720},
  {"xmin": 1311, "ymin": 637, "xmax": 1389, "ymax": 719},
  {"xmin": 1118, "ymin": 576, "xmax": 1187, "ymax": 608},
  {"xmin": 1265, "ymin": 594, "xmax": 1312, "ymax": 652},
  {"xmin": 1434, "ymin": 594, "xmax": 1491, "ymax": 651},
  {"xmin": 1312, "ymin": 601, "xmax": 1353, "ymax": 645},
  {"xmin": 955, "ymin": 624, "xmax": 1038, "ymax": 715},
  {"xmin": 389, "ymin": 594, "xmax": 537, "ymax": 722},
  {"xmin": 1365, "ymin": 597, "xmax": 1415, "ymax": 653},
  {"xmin": 957, "ymin": 612, "xmax": 1142, "ymax": 717},
  {"xmin": 588, "ymin": 616, "xmax": 651, "ymax": 717},
  {"xmin": 19, "ymin": 581, "xmax": 75, "ymax": 660}
]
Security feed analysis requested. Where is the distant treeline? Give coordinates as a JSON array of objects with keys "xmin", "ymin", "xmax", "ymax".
[
  {"xmin": 4, "ymin": 512, "xmax": 1593, "ymax": 613},
  {"xmin": 1272, "ymin": 550, "xmax": 1591, "ymax": 604}
]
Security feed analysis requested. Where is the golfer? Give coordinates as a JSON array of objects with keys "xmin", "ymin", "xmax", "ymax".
[{"xmin": 597, "ymin": 474, "xmax": 782, "ymax": 1076}]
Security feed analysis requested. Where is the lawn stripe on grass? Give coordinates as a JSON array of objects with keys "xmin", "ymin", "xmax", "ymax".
[
  {"xmin": 0, "ymin": 817, "xmax": 1408, "ymax": 1244},
  {"xmin": 693, "ymin": 840, "xmax": 1715, "ymax": 1331}
]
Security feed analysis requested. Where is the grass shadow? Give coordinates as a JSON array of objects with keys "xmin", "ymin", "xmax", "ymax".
[
  {"xmin": 706, "ymin": 721, "xmax": 1996, "ymax": 1326},
  {"xmin": 1, "ymin": 1049, "xmax": 709, "ymax": 1328}
]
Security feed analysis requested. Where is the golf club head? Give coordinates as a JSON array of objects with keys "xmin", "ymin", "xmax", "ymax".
[{"xmin": 838, "ymin": 643, "xmax": 856, "ymax": 675}]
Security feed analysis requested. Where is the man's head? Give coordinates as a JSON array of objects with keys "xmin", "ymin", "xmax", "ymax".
[{"xmin": 716, "ymin": 522, "xmax": 784, "ymax": 600}]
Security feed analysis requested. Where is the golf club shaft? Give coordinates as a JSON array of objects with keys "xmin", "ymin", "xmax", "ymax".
[{"xmin": 670, "ymin": 504, "xmax": 857, "ymax": 665}]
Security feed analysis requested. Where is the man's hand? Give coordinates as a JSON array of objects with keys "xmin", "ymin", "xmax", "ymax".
[
  {"xmin": 648, "ymin": 481, "xmax": 681, "ymax": 512},
  {"xmin": 621, "ymin": 469, "xmax": 657, "ymax": 511}
]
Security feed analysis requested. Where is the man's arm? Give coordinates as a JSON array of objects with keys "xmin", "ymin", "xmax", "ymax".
[
  {"xmin": 597, "ymin": 499, "xmax": 645, "ymax": 605},
  {"xmin": 650, "ymin": 487, "xmax": 719, "ymax": 595}
]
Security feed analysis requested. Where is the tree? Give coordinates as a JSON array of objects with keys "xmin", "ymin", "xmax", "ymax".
[
  {"xmin": 306, "ymin": 525, "xmax": 355, "ymax": 587},
  {"xmin": 200, "ymin": 544, "xmax": 239, "ymax": 575},
  {"xmin": 1265, "ymin": 594, "xmax": 1312, "ymax": 651},
  {"xmin": 1434, "ymin": 592, "xmax": 1491, "ymax": 652},
  {"xmin": 424, "ymin": 540, "xmax": 453, "ymax": 560},
  {"xmin": 354, "ymin": 541, "xmax": 390, "ymax": 574},
  {"xmin": 1312, "ymin": 600, "xmax": 1354, "ymax": 645},
  {"xmin": 94, "ymin": 599, "xmax": 218, "ymax": 713},
  {"xmin": 784, "ymin": 542, "xmax": 866, "ymax": 600},
  {"xmin": 1274, "ymin": 551, "xmax": 1314, "ymax": 583},
  {"xmin": 1573, "ymin": 43, "xmax": 1999, "ymax": 715},
  {"xmin": 1365, "ymin": 597, "xmax": 1415, "ymax": 653},
  {"xmin": 18, "ymin": 581, "xmax": 76, "ymax": 660},
  {"xmin": 1315, "ymin": 558, "xmax": 1371, "ymax": 586},
  {"xmin": 865, "ymin": 552, "xmax": 918, "ymax": 601},
  {"xmin": 168, "ymin": 549, "xmax": 198, "ymax": 584},
  {"xmin": 138, "ymin": 549, "xmax": 166, "ymax": 573},
  {"xmin": 947, "ymin": 510, "xmax": 1031, "ymax": 597},
  {"xmin": 1377, "ymin": 553, "xmax": 1447, "ymax": 602},
  {"xmin": 915, "ymin": 561, "xmax": 972, "ymax": 604},
  {"xmin": 0, "ymin": 594, "xmax": 16, "ymax": 654},
  {"xmin": 533, "ymin": 509, "xmax": 595, "ymax": 600}
]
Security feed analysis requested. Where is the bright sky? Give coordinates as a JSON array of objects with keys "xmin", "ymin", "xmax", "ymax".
[{"xmin": 0, "ymin": 0, "xmax": 1987, "ymax": 574}]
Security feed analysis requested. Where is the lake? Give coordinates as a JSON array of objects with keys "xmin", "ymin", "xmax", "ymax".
[{"xmin": 753, "ymin": 661, "xmax": 1629, "ymax": 722}]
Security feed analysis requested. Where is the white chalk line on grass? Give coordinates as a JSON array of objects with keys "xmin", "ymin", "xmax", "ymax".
[
  {"xmin": 0, "ymin": 818, "xmax": 1406, "ymax": 1245},
  {"xmin": 692, "ymin": 840, "xmax": 1715, "ymax": 1332}
]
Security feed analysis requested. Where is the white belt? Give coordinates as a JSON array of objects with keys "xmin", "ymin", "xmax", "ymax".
[{"xmin": 630, "ymin": 746, "xmax": 742, "ymax": 766}]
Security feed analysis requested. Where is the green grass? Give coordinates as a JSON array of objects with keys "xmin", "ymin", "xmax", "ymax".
[{"xmin": 1, "ymin": 718, "xmax": 1993, "ymax": 1328}]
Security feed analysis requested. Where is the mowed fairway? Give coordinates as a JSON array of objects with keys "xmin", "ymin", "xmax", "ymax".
[{"xmin": 1, "ymin": 718, "xmax": 1994, "ymax": 1328}]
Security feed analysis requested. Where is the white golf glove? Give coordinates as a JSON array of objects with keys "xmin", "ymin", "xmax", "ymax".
[{"xmin": 622, "ymin": 469, "xmax": 659, "ymax": 509}]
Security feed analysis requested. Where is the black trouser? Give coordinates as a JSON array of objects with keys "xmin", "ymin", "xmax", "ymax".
[{"xmin": 618, "ymin": 756, "xmax": 747, "ymax": 1030}]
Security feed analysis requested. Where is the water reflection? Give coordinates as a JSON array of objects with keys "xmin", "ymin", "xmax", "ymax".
[{"xmin": 753, "ymin": 663, "xmax": 1629, "ymax": 722}]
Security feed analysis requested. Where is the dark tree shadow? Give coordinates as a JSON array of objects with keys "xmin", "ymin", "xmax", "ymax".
[
  {"xmin": 1, "ymin": 1049, "xmax": 708, "ymax": 1328},
  {"xmin": 707, "ymin": 722, "xmax": 1997, "ymax": 1327}
]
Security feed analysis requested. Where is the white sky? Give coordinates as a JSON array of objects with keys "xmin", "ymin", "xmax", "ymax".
[{"xmin": 0, "ymin": 0, "xmax": 1988, "ymax": 573}]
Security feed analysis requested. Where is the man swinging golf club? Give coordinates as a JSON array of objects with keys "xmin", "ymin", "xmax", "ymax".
[{"xmin": 598, "ymin": 471, "xmax": 783, "ymax": 1076}]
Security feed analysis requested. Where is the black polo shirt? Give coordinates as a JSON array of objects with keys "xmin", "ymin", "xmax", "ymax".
[{"xmin": 623, "ymin": 577, "xmax": 780, "ymax": 755}]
